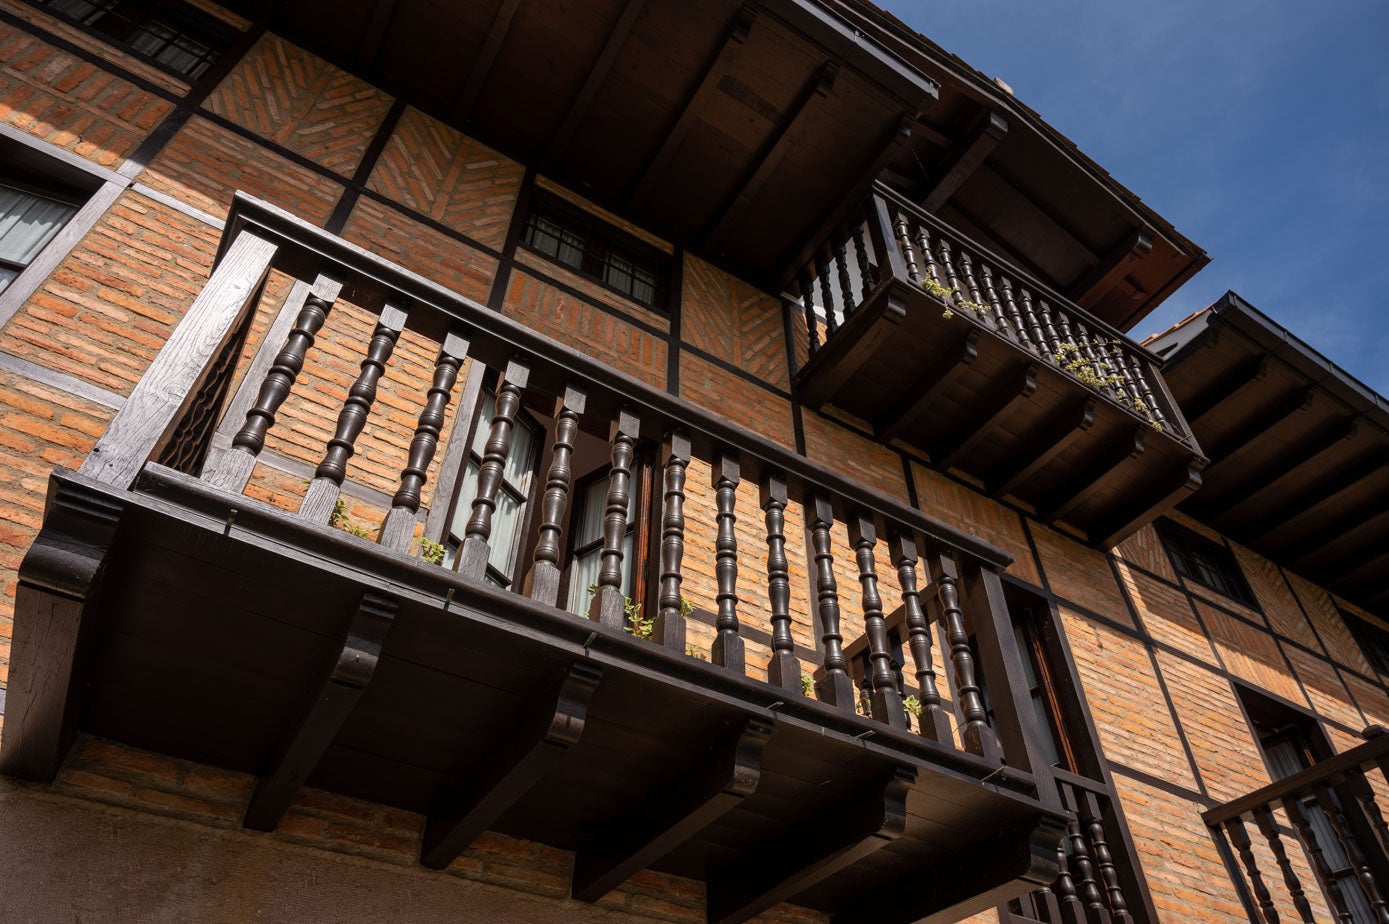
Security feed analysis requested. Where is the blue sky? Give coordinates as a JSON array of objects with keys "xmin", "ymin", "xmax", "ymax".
[{"xmin": 888, "ymin": 1, "xmax": 1389, "ymax": 395}]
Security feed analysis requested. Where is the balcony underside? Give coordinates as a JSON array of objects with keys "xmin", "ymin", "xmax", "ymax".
[
  {"xmin": 5, "ymin": 465, "xmax": 1064, "ymax": 924},
  {"xmin": 797, "ymin": 281, "xmax": 1203, "ymax": 549}
]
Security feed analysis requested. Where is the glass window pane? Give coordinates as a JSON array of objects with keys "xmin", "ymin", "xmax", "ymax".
[
  {"xmin": 0, "ymin": 266, "xmax": 17, "ymax": 295},
  {"xmin": 557, "ymin": 230, "xmax": 585, "ymax": 269},
  {"xmin": 470, "ymin": 393, "xmax": 496, "ymax": 455},
  {"xmin": 568, "ymin": 548, "xmax": 602, "ymax": 616},
  {"xmin": 630, "ymin": 266, "xmax": 657, "ymax": 305},
  {"xmin": 528, "ymin": 216, "xmax": 562, "ymax": 259},
  {"xmin": 489, "ymin": 488, "xmax": 523, "ymax": 577},
  {"xmin": 575, "ymin": 478, "xmax": 607, "ymax": 546},
  {"xmin": 449, "ymin": 461, "xmax": 481, "ymax": 543},
  {"xmin": 0, "ymin": 186, "xmax": 77, "ymax": 265},
  {"xmin": 504, "ymin": 415, "xmax": 537, "ymax": 490}
]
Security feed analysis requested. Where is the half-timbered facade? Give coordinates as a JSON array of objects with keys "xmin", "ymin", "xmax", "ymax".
[{"xmin": 0, "ymin": 1, "xmax": 1384, "ymax": 922}]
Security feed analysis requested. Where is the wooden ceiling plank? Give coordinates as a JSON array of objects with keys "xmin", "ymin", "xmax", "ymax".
[
  {"xmin": 703, "ymin": 61, "xmax": 840, "ymax": 252},
  {"xmin": 1194, "ymin": 387, "xmax": 1318, "ymax": 475},
  {"xmin": 1184, "ymin": 354, "xmax": 1271, "ymax": 427},
  {"xmin": 705, "ymin": 766, "xmax": 914, "ymax": 924},
  {"xmin": 449, "ymin": 0, "xmax": 525, "ymax": 124},
  {"xmin": 543, "ymin": 0, "xmax": 649, "ymax": 171},
  {"xmin": 627, "ymin": 6, "xmax": 757, "ymax": 213},
  {"xmin": 1039, "ymin": 427, "xmax": 1146, "ymax": 525},
  {"xmin": 1092, "ymin": 458, "xmax": 1205, "ymax": 550},
  {"xmin": 1070, "ymin": 228, "xmax": 1152, "ymax": 311},
  {"xmin": 1284, "ymin": 486, "xmax": 1389, "ymax": 569},
  {"xmin": 421, "ymin": 661, "xmax": 603, "ymax": 869},
  {"xmin": 572, "ymin": 717, "xmax": 773, "ymax": 902},
  {"xmin": 1260, "ymin": 448, "xmax": 1389, "ymax": 537},
  {"xmin": 873, "ymin": 329, "xmax": 980, "ymax": 442},
  {"xmin": 1321, "ymin": 526, "xmax": 1389, "ymax": 589},
  {"xmin": 934, "ymin": 361, "xmax": 1039, "ymax": 473},
  {"xmin": 354, "ymin": 0, "xmax": 399, "ymax": 73},
  {"xmin": 987, "ymin": 397, "xmax": 1097, "ymax": 498},
  {"xmin": 919, "ymin": 109, "xmax": 1008, "ymax": 213},
  {"xmin": 1198, "ymin": 411, "xmax": 1353, "ymax": 521}
]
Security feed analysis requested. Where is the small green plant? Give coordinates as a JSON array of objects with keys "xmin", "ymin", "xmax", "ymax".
[
  {"xmin": 921, "ymin": 277, "xmax": 989, "ymax": 321},
  {"xmin": 801, "ymin": 673, "xmax": 814, "ymax": 697},
  {"xmin": 686, "ymin": 644, "xmax": 707, "ymax": 661},
  {"xmin": 588, "ymin": 585, "xmax": 652, "ymax": 639},
  {"xmin": 330, "ymin": 497, "xmax": 371, "ymax": 539},
  {"xmin": 902, "ymin": 695, "xmax": 923, "ymax": 717},
  {"xmin": 417, "ymin": 537, "xmax": 445, "ymax": 564},
  {"xmin": 1052, "ymin": 340, "xmax": 1163, "ymax": 432}
]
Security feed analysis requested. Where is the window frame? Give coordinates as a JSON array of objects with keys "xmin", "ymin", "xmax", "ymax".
[
  {"xmin": 28, "ymin": 0, "xmax": 239, "ymax": 81},
  {"xmin": 1344, "ymin": 611, "xmax": 1389, "ymax": 678},
  {"xmin": 1155, "ymin": 519, "xmax": 1259, "ymax": 609}
]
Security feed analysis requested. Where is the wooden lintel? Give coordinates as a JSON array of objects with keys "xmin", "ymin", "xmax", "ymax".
[
  {"xmin": 355, "ymin": 0, "xmax": 399, "ymax": 72},
  {"xmin": 1261, "ymin": 449, "xmax": 1389, "ymax": 537},
  {"xmin": 1199, "ymin": 409, "xmax": 1351, "ymax": 521},
  {"xmin": 1285, "ymin": 487, "xmax": 1389, "ymax": 569},
  {"xmin": 706, "ymin": 766, "xmax": 914, "ymax": 924},
  {"xmin": 988, "ymin": 398, "xmax": 1096, "ymax": 498},
  {"xmin": 0, "ymin": 476, "xmax": 125, "ymax": 782},
  {"xmin": 920, "ymin": 109, "xmax": 1008, "ymax": 212},
  {"xmin": 1196, "ymin": 387, "xmax": 1319, "ymax": 476},
  {"xmin": 874, "ymin": 328, "xmax": 980, "ymax": 442},
  {"xmin": 933, "ymin": 361, "xmax": 1038, "ymax": 472},
  {"xmin": 450, "ymin": 0, "xmax": 523, "ymax": 124},
  {"xmin": 572, "ymin": 716, "xmax": 774, "ymax": 901},
  {"xmin": 1070, "ymin": 227, "xmax": 1153, "ymax": 311},
  {"xmin": 543, "ymin": 0, "xmax": 649, "ymax": 170},
  {"xmin": 628, "ymin": 6, "xmax": 756, "ymax": 212},
  {"xmin": 421, "ymin": 661, "xmax": 603, "ymax": 869},
  {"xmin": 1039, "ymin": 427, "xmax": 1146, "ymax": 525},
  {"xmin": 244, "ymin": 592, "xmax": 398, "ymax": 831},
  {"xmin": 836, "ymin": 817, "xmax": 1067, "ymax": 924},
  {"xmin": 1091, "ymin": 459, "xmax": 1205, "ymax": 550},
  {"xmin": 704, "ymin": 61, "xmax": 839, "ymax": 252},
  {"xmin": 1183, "ymin": 354, "xmax": 1271, "ymax": 427}
]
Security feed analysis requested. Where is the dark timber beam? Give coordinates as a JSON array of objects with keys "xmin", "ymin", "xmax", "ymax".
[
  {"xmin": 988, "ymin": 398, "xmax": 1096, "ymax": 498},
  {"xmin": 1069, "ymin": 228, "xmax": 1152, "ymax": 311},
  {"xmin": 1321, "ymin": 523, "xmax": 1389, "ymax": 589},
  {"xmin": 1283, "ymin": 484, "xmax": 1389, "ymax": 568},
  {"xmin": 874, "ymin": 328, "xmax": 980, "ymax": 442},
  {"xmin": 628, "ymin": 7, "xmax": 756, "ymax": 212},
  {"xmin": 543, "ymin": 0, "xmax": 648, "ymax": 171},
  {"xmin": 572, "ymin": 717, "xmax": 774, "ymax": 901},
  {"xmin": 421, "ymin": 661, "xmax": 603, "ymax": 869},
  {"xmin": 354, "ymin": 0, "xmax": 399, "ymax": 72},
  {"xmin": 933, "ymin": 361, "xmax": 1038, "ymax": 472},
  {"xmin": 704, "ymin": 61, "xmax": 839, "ymax": 253},
  {"xmin": 0, "ymin": 476, "xmax": 124, "ymax": 781},
  {"xmin": 1260, "ymin": 448, "xmax": 1389, "ymax": 537},
  {"xmin": 1091, "ymin": 458, "xmax": 1204, "ymax": 550},
  {"xmin": 1182, "ymin": 354, "xmax": 1271, "ymax": 428},
  {"xmin": 1193, "ymin": 387, "xmax": 1317, "ymax": 476},
  {"xmin": 1038, "ymin": 427, "xmax": 1146, "ymax": 525},
  {"xmin": 1199, "ymin": 412, "xmax": 1354, "ymax": 522},
  {"xmin": 450, "ymin": 0, "xmax": 523, "ymax": 124},
  {"xmin": 245, "ymin": 592, "xmax": 397, "ymax": 831},
  {"xmin": 919, "ymin": 109, "xmax": 1008, "ymax": 212},
  {"xmin": 706, "ymin": 766, "xmax": 914, "ymax": 924}
]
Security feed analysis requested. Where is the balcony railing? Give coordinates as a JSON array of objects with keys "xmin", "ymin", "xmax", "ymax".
[
  {"xmin": 5, "ymin": 193, "xmax": 1072, "ymax": 923},
  {"xmin": 1204, "ymin": 728, "xmax": 1389, "ymax": 924}
]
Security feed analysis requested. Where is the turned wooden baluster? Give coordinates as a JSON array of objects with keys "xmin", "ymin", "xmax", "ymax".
[
  {"xmin": 1055, "ymin": 310, "xmax": 1077, "ymax": 354},
  {"xmin": 652, "ymin": 431, "xmax": 691, "ymax": 650},
  {"xmin": 834, "ymin": 236, "xmax": 855, "ymax": 317},
  {"xmin": 889, "ymin": 529, "xmax": 950, "ymax": 741},
  {"xmin": 1066, "ymin": 813, "xmax": 1112, "ymax": 924},
  {"xmin": 1019, "ymin": 287, "xmax": 1047, "ymax": 353},
  {"xmin": 1073, "ymin": 323, "xmax": 1113, "ymax": 393},
  {"xmin": 458, "ymin": 359, "xmax": 530, "ymax": 581},
  {"xmin": 816, "ymin": 254, "xmax": 839, "ymax": 336},
  {"xmin": 808, "ymin": 494, "xmax": 854, "ymax": 710},
  {"xmin": 1055, "ymin": 840, "xmax": 1086, "ymax": 924},
  {"xmin": 300, "ymin": 303, "xmax": 408, "ymax": 523},
  {"xmin": 379, "ymin": 330, "xmax": 470, "ymax": 551},
  {"xmin": 1284, "ymin": 795, "xmax": 1355, "ymax": 923},
  {"xmin": 1000, "ymin": 277, "xmax": 1032, "ymax": 351},
  {"xmin": 1106, "ymin": 342, "xmax": 1144, "ymax": 409},
  {"xmin": 893, "ymin": 209, "xmax": 921, "ymax": 284},
  {"xmin": 799, "ymin": 271, "xmax": 820, "ymax": 355},
  {"xmin": 925, "ymin": 547, "xmax": 1001, "ymax": 760},
  {"xmin": 1228, "ymin": 818, "xmax": 1281, "ymax": 924},
  {"xmin": 979, "ymin": 264, "xmax": 1012, "ymax": 336},
  {"xmin": 1037, "ymin": 300, "xmax": 1063, "ymax": 358},
  {"xmin": 849, "ymin": 513, "xmax": 906, "ymax": 728},
  {"xmin": 936, "ymin": 238, "xmax": 963, "ymax": 304},
  {"xmin": 1078, "ymin": 791, "xmax": 1132, "ymax": 921},
  {"xmin": 209, "ymin": 276, "xmax": 341, "ymax": 493},
  {"xmin": 958, "ymin": 251, "xmax": 989, "ymax": 326},
  {"xmin": 1313, "ymin": 783, "xmax": 1389, "ymax": 923},
  {"xmin": 1128, "ymin": 356, "xmax": 1169, "ymax": 429},
  {"xmin": 523, "ymin": 385, "xmax": 587, "ymax": 606},
  {"xmin": 1347, "ymin": 769, "xmax": 1389, "ymax": 855},
  {"xmin": 1254, "ymin": 806, "xmax": 1316, "ymax": 924},
  {"xmin": 589, "ymin": 407, "xmax": 641, "ymax": 631},
  {"xmin": 711, "ymin": 451, "xmax": 745, "ymax": 671},
  {"xmin": 762, "ymin": 472, "xmax": 802, "ymax": 693},
  {"xmin": 852, "ymin": 218, "xmax": 873, "ymax": 297},
  {"xmin": 915, "ymin": 225, "xmax": 944, "ymax": 290}
]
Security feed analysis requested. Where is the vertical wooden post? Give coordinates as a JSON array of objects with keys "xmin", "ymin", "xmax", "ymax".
[
  {"xmin": 711, "ymin": 450, "xmax": 745, "ymax": 672},
  {"xmin": 924, "ymin": 548, "xmax": 1001, "ymax": 761},
  {"xmin": 849, "ymin": 513, "xmax": 906, "ymax": 728},
  {"xmin": 459, "ymin": 359, "xmax": 530, "ymax": 580},
  {"xmin": 808, "ymin": 494, "xmax": 854, "ymax": 711},
  {"xmin": 761, "ymin": 472, "xmax": 801, "ymax": 693},
  {"xmin": 1284, "ymin": 795, "xmax": 1355, "ymax": 923},
  {"xmin": 1227, "ymin": 817, "xmax": 1280, "ymax": 924},
  {"xmin": 1254, "ymin": 806, "xmax": 1315, "ymax": 924},
  {"xmin": 652, "ymin": 430, "xmax": 691, "ymax": 650},
  {"xmin": 888, "ymin": 528, "xmax": 950, "ymax": 741},
  {"xmin": 589, "ymin": 407, "xmax": 641, "ymax": 631},
  {"xmin": 523, "ymin": 385, "xmax": 587, "ymax": 606}
]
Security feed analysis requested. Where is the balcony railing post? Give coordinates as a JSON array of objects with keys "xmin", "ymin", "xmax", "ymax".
[
  {"xmin": 652, "ymin": 430, "xmax": 691, "ymax": 651},
  {"xmin": 710, "ymin": 450, "xmax": 745, "ymax": 672},
  {"xmin": 459, "ymin": 359, "xmax": 531, "ymax": 581},
  {"xmin": 888, "ymin": 528, "xmax": 950, "ymax": 742},
  {"xmin": 524, "ymin": 385, "xmax": 587, "ymax": 606},
  {"xmin": 1253, "ymin": 806, "xmax": 1315, "ymax": 924},
  {"xmin": 82, "ymin": 229, "xmax": 279, "ymax": 490},
  {"xmin": 925, "ymin": 548, "xmax": 1001, "ymax": 762},
  {"xmin": 848, "ymin": 512, "xmax": 907, "ymax": 729},
  {"xmin": 808, "ymin": 493, "xmax": 854, "ymax": 711},
  {"xmin": 869, "ymin": 193, "xmax": 911, "ymax": 285},
  {"xmin": 761, "ymin": 472, "xmax": 802, "ymax": 693},
  {"xmin": 1283, "ymin": 794, "xmax": 1356, "ymax": 922},
  {"xmin": 589, "ymin": 407, "xmax": 641, "ymax": 631}
]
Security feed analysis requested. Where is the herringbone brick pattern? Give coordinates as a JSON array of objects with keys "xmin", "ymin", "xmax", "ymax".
[
  {"xmin": 909, "ymin": 462, "xmax": 1041, "ymax": 587},
  {"xmin": 1031, "ymin": 522, "xmax": 1130, "ymax": 623},
  {"xmin": 1113, "ymin": 522, "xmax": 1177, "ymax": 582},
  {"xmin": 1287, "ymin": 570, "xmax": 1373, "ymax": 674},
  {"xmin": 1231, "ymin": 542, "xmax": 1322, "ymax": 650},
  {"xmin": 681, "ymin": 255, "xmax": 788, "ymax": 390},
  {"xmin": 340, "ymin": 197, "xmax": 497, "ymax": 303},
  {"xmin": 678, "ymin": 353, "xmax": 793, "ymax": 449},
  {"xmin": 1199, "ymin": 600, "xmax": 1305, "ymax": 704},
  {"xmin": 0, "ymin": 21, "xmax": 172, "ymax": 166},
  {"xmin": 202, "ymin": 33, "xmax": 392, "ymax": 177},
  {"xmin": 366, "ymin": 107, "xmax": 523, "ymax": 250}
]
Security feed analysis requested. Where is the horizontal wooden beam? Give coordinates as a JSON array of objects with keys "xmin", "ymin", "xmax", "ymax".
[
  {"xmin": 706, "ymin": 766, "xmax": 914, "ymax": 924},
  {"xmin": 1182, "ymin": 354, "xmax": 1270, "ymax": 428},
  {"xmin": 245, "ymin": 592, "xmax": 397, "ymax": 831},
  {"xmin": 933, "ymin": 361, "xmax": 1037, "ymax": 472},
  {"xmin": 1260, "ymin": 448, "xmax": 1389, "ymax": 538},
  {"xmin": 874, "ymin": 328, "xmax": 980, "ymax": 442},
  {"xmin": 1070, "ymin": 227, "xmax": 1152, "ymax": 311},
  {"xmin": 1039, "ymin": 427, "xmax": 1146, "ymax": 525},
  {"xmin": 1284, "ymin": 484, "xmax": 1389, "ymax": 569},
  {"xmin": 572, "ymin": 716, "xmax": 774, "ymax": 901},
  {"xmin": 354, "ymin": 0, "xmax": 398, "ymax": 72},
  {"xmin": 1199, "ymin": 410, "xmax": 1352, "ymax": 522},
  {"xmin": 1091, "ymin": 458, "xmax": 1204, "ymax": 550},
  {"xmin": 988, "ymin": 398, "xmax": 1096, "ymax": 498},
  {"xmin": 1194, "ymin": 387, "xmax": 1318, "ymax": 476},
  {"xmin": 450, "ymin": 0, "xmax": 523, "ymax": 124},
  {"xmin": 1321, "ymin": 523, "xmax": 1389, "ymax": 589},
  {"xmin": 421, "ymin": 660, "xmax": 603, "ymax": 869},
  {"xmin": 920, "ymin": 109, "xmax": 1008, "ymax": 212}
]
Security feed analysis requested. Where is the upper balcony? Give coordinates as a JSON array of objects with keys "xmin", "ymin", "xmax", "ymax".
[
  {"xmin": 791, "ymin": 186, "xmax": 1207, "ymax": 549},
  {"xmin": 2, "ymin": 194, "xmax": 1070, "ymax": 923}
]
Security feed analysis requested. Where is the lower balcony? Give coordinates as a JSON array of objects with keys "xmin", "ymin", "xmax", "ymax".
[
  {"xmin": 792, "ymin": 186, "xmax": 1206, "ymax": 549},
  {"xmin": 2, "ymin": 194, "xmax": 1069, "ymax": 923}
]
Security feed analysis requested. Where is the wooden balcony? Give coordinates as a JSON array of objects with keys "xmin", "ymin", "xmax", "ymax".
[
  {"xmin": 791, "ymin": 186, "xmax": 1206, "ymax": 549},
  {"xmin": 1, "ymin": 194, "xmax": 1070, "ymax": 923}
]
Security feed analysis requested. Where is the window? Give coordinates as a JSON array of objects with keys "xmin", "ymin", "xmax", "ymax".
[
  {"xmin": 1156, "ymin": 519, "xmax": 1257, "ymax": 608},
  {"xmin": 0, "ymin": 183, "xmax": 78, "ymax": 295},
  {"xmin": 34, "ymin": 0, "xmax": 236, "ymax": 79},
  {"xmin": 1012, "ymin": 610, "xmax": 1080, "ymax": 774},
  {"xmin": 1344, "ymin": 611, "xmax": 1389, "ymax": 677},
  {"xmin": 520, "ymin": 192, "xmax": 669, "ymax": 309}
]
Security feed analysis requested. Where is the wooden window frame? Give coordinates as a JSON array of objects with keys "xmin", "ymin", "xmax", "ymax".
[
  {"xmin": 1155, "ymin": 518, "xmax": 1259, "ymax": 609},
  {"xmin": 27, "ymin": 0, "xmax": 239, "ymax": 81}
]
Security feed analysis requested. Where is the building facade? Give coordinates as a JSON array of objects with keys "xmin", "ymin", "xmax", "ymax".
[{"xmin": 0, "ymin": 1, "xmax": 1386, "ymax": 922}]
